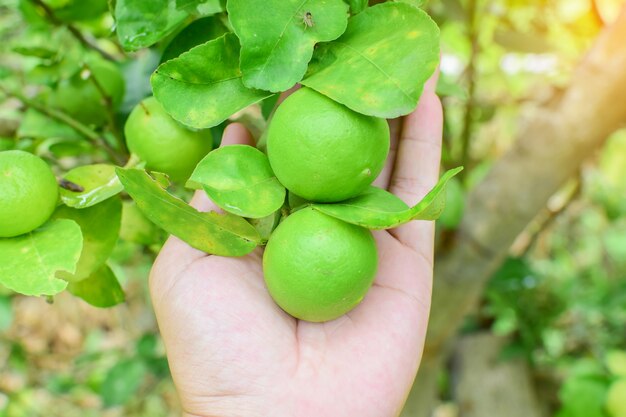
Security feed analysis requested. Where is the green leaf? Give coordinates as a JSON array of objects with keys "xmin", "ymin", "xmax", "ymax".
[
  {"xmin": 17, "ymin": 109, "xmax": 83, "ymax": 141},
  {"xmin": 188, "ymin": 145, "xmax": 286, "ymax": 218},
  {"xmin": 394, "ymin": 0, "xmax": 425, "ymax": 8},
  {"xmin": 302, "ymin": 2, "xmax": 440, "ymax": 118},
  {"xmin": 149, "ymin": 171, "xmax": 171, "ymax": 188},
  {"xmin": 51, "ymin": 0, "xmax": 109, "ymax": 22},
  {"xmin": 120, "ymin": 201, "xmax": 165, "ymax": 246},
  {"xmin": 0, "ymin": 219, "xmax": 82, "ymax": 296},
  {"xmin": 227, "ymin": 0, "xmax": 349, "ymax": 92},
  {"xmin": 151, "ymin": 33, "xmax": 272, "ymax": 129},
  {"xmin": 346, "ymin": 0, "xmax": 368, "ymax": 14},
  {"xmin": 53, "ymin": 197, "xmax": 122, "ymax": 282},
  {"xmin": 101, "ymin": 359, "xmax": 147, "ymax": 407},
  {"xmin": 247, "ymin": 211, "xmax": 281, "ymax": 243},
  {"xmin": 437, "ymin": 177, "xmax": 465, "ymax": 229},
  {"xmin": 313, "ymin": 186, "xmax": 408, "ymax": 229},
  {"xmin": 161, "ymin": 16, "xmax": 228, "ymax": 63},
  {"xmin": 68, "ymin": 264, "xmax": 125, "ymax": 308},
  {"xmin": 176, "ymin": 0, "xmax": 224, "ymax": 16},
  {"xmin": 312, "ymin": 167, "xmax": 463, "ymax": 229},
  {"xmin": 260, "ymin": 94, "xmax": 280, "ymax": 120},
  {"xmin": 119, "ymin": 49, "xmax": 161, "ymax": 114},
  {"xmin": 0, "ymin": 296, "xmax": 13, "ymax": 332},
  {"xmin": 136, "ymin": 333, "xmax": 158, "ymax": 358},
  {"xmin": 115, "ymin": 0, "xmax": 188, "ymax": 51},
  {"xmin": 436, "ymin": 75, "xmax": 468, "ymax": 100},
  {"xmin": 557, "ymin": 377, "xmax": 607, "ymax": 417},
  {"xmin": 116, "ymin": 168, "xmax": 261, "ymax": 256},
  {"xmin": 59, "ymin": 164, "xmax": 124, "ymax": 209}
]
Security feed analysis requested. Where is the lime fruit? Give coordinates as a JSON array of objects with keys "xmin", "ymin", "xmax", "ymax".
[
  {"xmin": 50, "ymin": 58, "xmax": 125, "ymax": 126},
  {"xmin": 124, "ymin": 97, "xmax": 213, "ymax": 182},
  {"xmin": 607, "ymin": 379, "xmax": 626, "ymax": 417},
  {"xmin": 263, "ymin": 207, "xmax": 378, "ymax": 322},
  {"xmin": 267, "ymin": 88, "xmax": 389, "ymax": 203},
  {"xmin": 0, "ymin": 150, "xmax": 59, "ymax": 237}
]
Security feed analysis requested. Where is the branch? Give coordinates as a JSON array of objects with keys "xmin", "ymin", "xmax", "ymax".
[
  {"xmin": 82, "ymin": 63, "xmax": 128, "ymax": 155},
  {"xmin": 459, "ymin": 0, "xmax": 478, "ymax": 179},
  {"xmin": 29, "ymin": 0, "xmax": 117, "ymax": 62},
  {"xmin": 514, "ymin": 175, "xmax": 582, "ymax": 258},
  {"xmin": 1, "ymin": 86, "xmax": 125, "ymax": 164}
]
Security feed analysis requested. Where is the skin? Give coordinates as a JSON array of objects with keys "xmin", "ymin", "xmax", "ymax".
[{"xmin": 150, "ymin": 70, "xmax": 443, "ymax": 417}]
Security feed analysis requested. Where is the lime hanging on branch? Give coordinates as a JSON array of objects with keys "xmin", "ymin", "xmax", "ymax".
[
  {"xmin": 1, "ymin": 0, "xmax": 458, "ymax": 326},
  {"xmin": 124, "ymin": 97, "xmax": 213, "ymax": 182}
]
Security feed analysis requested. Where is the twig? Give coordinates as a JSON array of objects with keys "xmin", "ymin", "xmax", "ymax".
[
  {"xmin": 29, "ymin": 0, "xmax": 117, "ymax": 62},
  {"xmin": 1, "ymin": 86, "xmax": 125, "ymax": 164},
  {"xmin": 518, "ymin": 176, "xmax": 582, "ymax": 258},
  {"xmin": 459, "ymin": 0, "xmax": 479, "ymax": 180},
  {"xmin": 82, "ymin": 63, "xmax": 128, "ymax": 154}
]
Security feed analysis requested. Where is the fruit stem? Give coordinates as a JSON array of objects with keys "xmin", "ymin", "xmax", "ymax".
[{"xmin": 83, "ymin": 62, "xmax": 129, "ymax": 156}]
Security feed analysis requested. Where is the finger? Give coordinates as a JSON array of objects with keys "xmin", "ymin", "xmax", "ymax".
[
  {"xmin": 154, "ymin": 123, "xmax": 255, "ymax": 274},
  {"xmin": 374, "ymin": 67, "xmax": 440, "ymax": 190},
  {"xmin": 373, "ymin": 117, "xmax": 403, "ymax": 188},
  {"xmin": 388, "ymin": 69, "xmax": 443, "ymax": 252}
]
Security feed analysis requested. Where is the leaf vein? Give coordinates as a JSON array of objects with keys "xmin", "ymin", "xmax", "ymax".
[
  {"xmin": 332, "ymin": 40, "xmax": 414, "ymax": 103},
  {"xmin": 155, "ymin": 71, "xmax": 242, "ymax": 87},
  {"xmin": 254, "ymin": 0, "xmax": 310, "ymax": 78}
]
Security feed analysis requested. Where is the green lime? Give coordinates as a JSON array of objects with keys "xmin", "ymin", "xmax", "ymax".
[
  {"xmin": 0, "ymin": 150, "xmax": 59, "ymax": 237},
  {"xmin": 124, "ymin": 97, "xmax": 213, "ymax": 182},
  {"xmin": 607, "ymin": 379, "xmax": 626, "ymax": 417},
  {"xmin": 49, "ymin": 57, "xmax": 125, "ymax": 126},
  {"xmin": 263, "ymin": 207, "xmax": 378, "ymax": 322},
  {"xmin": 267, "ymin": 88, "xmax": 389, "ymax": 202}
]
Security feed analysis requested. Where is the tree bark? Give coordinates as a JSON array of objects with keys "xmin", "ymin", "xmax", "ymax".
[
  {"xmin": 452, "ymin": 333, "xmax": 545, "ymax": 417},
  {"xmin": 402, "ymin": 6, "xmax": 626, "ymax": 416}
]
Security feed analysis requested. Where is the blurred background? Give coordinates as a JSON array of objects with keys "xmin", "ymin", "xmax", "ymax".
[{"xmin": 1, "ymin": 0, "xmax": 626, "ymax": 416}]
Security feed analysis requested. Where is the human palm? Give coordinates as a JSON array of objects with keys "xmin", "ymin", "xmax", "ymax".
[{"xmin": 150, "ymin": 74, "xmax": 442, "ymax": 417}]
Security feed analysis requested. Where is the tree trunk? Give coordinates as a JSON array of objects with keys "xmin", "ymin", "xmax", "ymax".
[
  {"xmin": 402, "ymin": 6, "xmax": 626, "ymax": 416},
  {"xmin": 452, "ymin": 333, "xmax": 545, "ymax": 417}
]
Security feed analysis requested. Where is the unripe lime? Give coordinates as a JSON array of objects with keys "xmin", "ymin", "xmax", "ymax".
[
  {"xmin": 267, "ymin": 88, "xmax": 389, "ymax": 202},
  {"xmin": 124, "ymin": 97, "xmax": 213, "ymax": 182},
  {"xmin": 263, "ymin": 207, "xmax": 378, "ymax": 322},
  {"xmin": 0, "ymin": 150, "xmax": 58, "ymax": 237}
]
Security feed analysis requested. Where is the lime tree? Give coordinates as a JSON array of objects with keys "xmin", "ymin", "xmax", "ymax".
[{"xmin": 0, "ymin": 150, "xmax": 59, "ymax": 238}]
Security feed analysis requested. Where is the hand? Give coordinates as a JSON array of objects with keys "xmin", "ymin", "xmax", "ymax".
[{"xmin": 150, "ymin": 72, "xmax": 443, "ymax": 417}]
